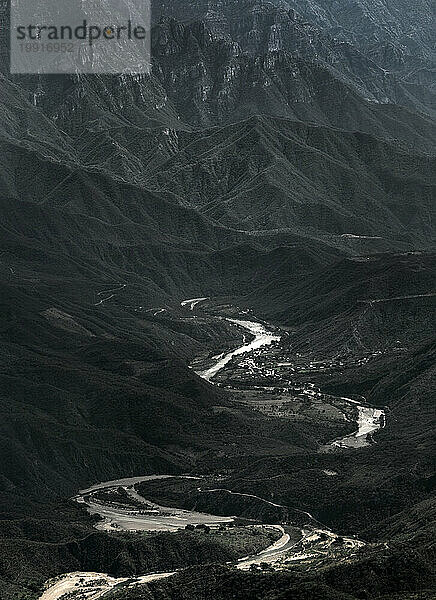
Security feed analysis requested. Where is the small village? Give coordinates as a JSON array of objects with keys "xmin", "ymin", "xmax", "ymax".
[{"xmin": 202, "ymin": 330, "xmax": 386, "ymax": 443}]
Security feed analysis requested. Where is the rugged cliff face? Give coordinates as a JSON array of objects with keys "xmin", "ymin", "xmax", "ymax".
[{"xmin": 153, "ymin": 0, "xmax": 436, "ymax": 113}]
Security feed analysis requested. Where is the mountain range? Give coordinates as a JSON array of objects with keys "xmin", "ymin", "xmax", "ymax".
[{"xmin": 0, "ymin": 0, "xmax": 434, "ymax": 598}]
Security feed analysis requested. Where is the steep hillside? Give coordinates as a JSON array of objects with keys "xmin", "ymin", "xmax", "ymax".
[
  {"xmin": 0, "ymin": 1, "xmax": 434, "ymax": 599},
  {"xmin": 153, "ymin": 0, "xmax": 436, "ymax": 116},
  {"xmin": 147, "ymin": 117, "xmax": 436, "ymax": 239},
  {"xmin": 246, "ymin": 252, "xmax": 436, "ymax": 324}
]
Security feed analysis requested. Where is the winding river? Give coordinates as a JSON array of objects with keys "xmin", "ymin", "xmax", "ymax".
[
  {"xmin": 197, "ymin": 318, "xmax": 281, "ymax": 382},
  {"xmin": 41, "ymin": 474, "xmax": 294, "ymax": 600},
  {"xmin": 39, "ymin": 306, "xmax": 383, "ymax": 599},
  {"xmin": 194, "ymin": 314, "xmax": 385, "ymax": 448},
  {"xmin": 75, "ymin": 475, "xmax": 233, "ymax": 532},
  {"xmin": 331, "ymin": 404, "xmax": 385, "ymax": 449}
]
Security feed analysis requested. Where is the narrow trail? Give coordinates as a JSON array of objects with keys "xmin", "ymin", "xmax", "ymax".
[{"xmin": 94, "ymin": 283, "xmax": 127, "ymax": 306}]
